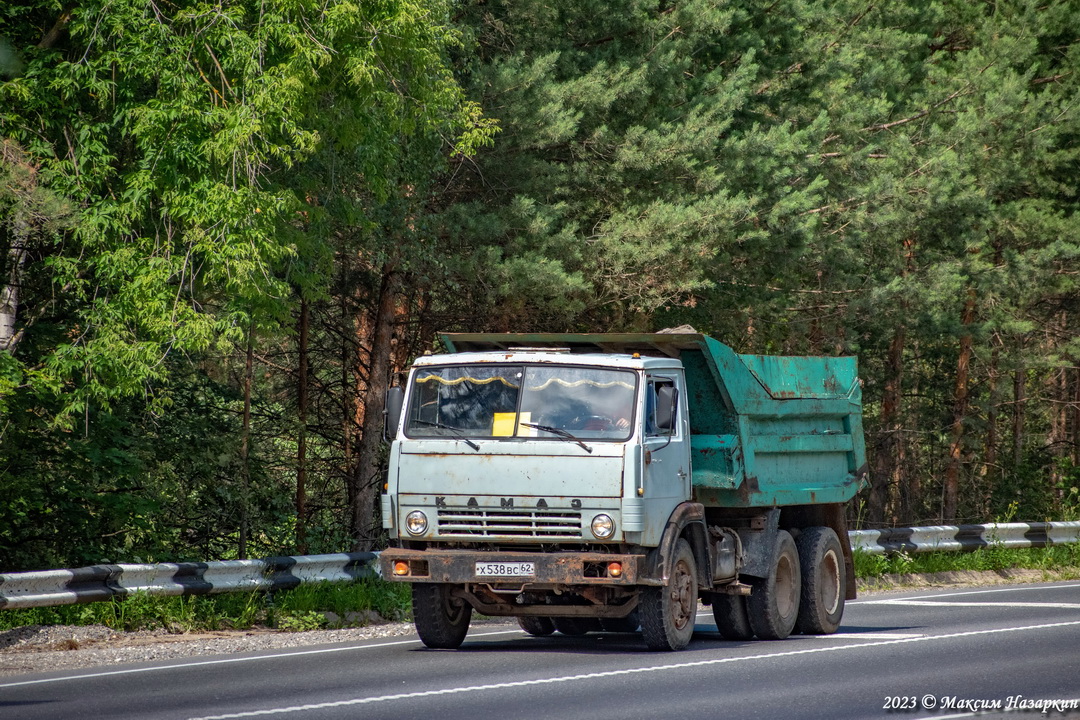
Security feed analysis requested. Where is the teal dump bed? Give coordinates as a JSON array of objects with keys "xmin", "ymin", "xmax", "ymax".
[
  {"xmin": 683, "ymin": 336, "xmax": 867, "ymax": 508},
  {"xmin": 440, "ymin": 332, "xmax": 868, "ymax": 509}
]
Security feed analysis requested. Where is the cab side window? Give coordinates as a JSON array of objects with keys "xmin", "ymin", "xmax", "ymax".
[{"xmin": 646, "ymin": 378, "xmax": 676, "ymax": 437}]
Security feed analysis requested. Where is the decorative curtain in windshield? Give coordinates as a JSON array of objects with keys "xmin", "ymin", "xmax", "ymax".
[{"xmin": 405, "ymin": 365, "xmax": 637, "ymax": 441}]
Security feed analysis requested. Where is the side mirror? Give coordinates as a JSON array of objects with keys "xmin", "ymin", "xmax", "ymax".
[
  {"xmin": 654, "ymin": 385, "xmax": 679, "ymax": 434},
  {"xmin": 383, "ymin": 387, "xmax": 404, "ymax": 442}
]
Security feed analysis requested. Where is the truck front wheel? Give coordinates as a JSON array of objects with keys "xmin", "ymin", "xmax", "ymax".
[
  {"xmin": 795, "ymin": 526, "xmax": 845, "ymax": 635},
  {"xmin": 747, "ymin": 530, "xmax": 800, "ymax": 640},
  {"xmin": 641, "ymin": 538, "xmax": 698, "ymax": 651},
  {"xmin": 412, "ymin": 583, "xmax": 471, "ymax": 649}
]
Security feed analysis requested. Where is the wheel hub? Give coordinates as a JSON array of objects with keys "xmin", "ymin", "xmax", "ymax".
[{"xmin": 670, "ymin": 561, "xmax": 694, "ymax": 629}]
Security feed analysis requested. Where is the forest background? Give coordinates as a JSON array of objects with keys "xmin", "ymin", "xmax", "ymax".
[{"xmin": 1, "ymin": 0, "xmax": 1078, "ymax": 572}]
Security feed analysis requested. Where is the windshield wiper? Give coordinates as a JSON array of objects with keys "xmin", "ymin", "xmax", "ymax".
[
  {"xmin": 519, "ymin": 422, "xmax": 593, "ymax": 454},
  {"xmin": 411, "ymin": 420, "xmax": 480, "ymax": 451}
]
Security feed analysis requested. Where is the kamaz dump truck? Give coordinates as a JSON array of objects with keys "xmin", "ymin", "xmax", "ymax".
[{"xmin": 379, "ymin": 332, "xmax": 868, "ymax": 651}]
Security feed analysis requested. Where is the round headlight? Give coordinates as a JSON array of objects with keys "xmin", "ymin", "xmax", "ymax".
[
  {"xmin": 405, "ymin": 510, "xmax": 428, "ymax": 536},
  {"xmin": 591, "ymin": 513, "xmax": 615, "ymax": 540}
]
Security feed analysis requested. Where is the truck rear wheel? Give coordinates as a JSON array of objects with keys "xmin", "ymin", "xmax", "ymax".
[
  {"xmin": 747, "ymin": 530, "xmax": 800, "ymax": 640},
  {"xmin": 412, "ymin": 583, "xmax": 471, "ymax": 649},
  {"xmin": 795, "ymin": 526, "xmax": 845, "ymax": 635},
  {"xmin": 517, "ymin": 616, "xmax": 556, "ymax": 636},
  {"xmin": 712, "ymin": 593, "xmax": 754, "ymax": 640},
  {"xmin": 552, "ymin": 617, "xmax": 599, "ymax": 636},
  {"xmin": 641, "ymin": 538, "xmax": 698, "ymax": 651},
  {"xmin": 600, "ymin": 610, "xmax": 641, "ymax": 633}
]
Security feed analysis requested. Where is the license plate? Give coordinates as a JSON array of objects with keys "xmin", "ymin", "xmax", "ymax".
[{"xmin": 475, "ymin": 561, "xmax": 535, "ymax": 578}]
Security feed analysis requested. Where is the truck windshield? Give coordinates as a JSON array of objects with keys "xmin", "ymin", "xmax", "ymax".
[{"xmin": 405, "ymin": 365, "xmax": 637, "ymax": 441}]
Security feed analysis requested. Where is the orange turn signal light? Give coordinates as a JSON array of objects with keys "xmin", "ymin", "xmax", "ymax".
[
  {"xmin": 393, "ymin": 561, "xmax": 410, "ymax": 576},
  {"xmin": 607, "ymin": 562, "xmax": 623, "ymax": 578}
]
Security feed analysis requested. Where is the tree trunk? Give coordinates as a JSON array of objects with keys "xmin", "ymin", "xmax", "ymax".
[
  {"xmin": 0, "ymin": 231, "xmax": 27, "ymax": 352},
  {"xmin": 339, "ymin": 250, "xmax": 357, "ymax": 515},
  {"xmin": 1049, "ymin": 366, "xmax": 1067, "ymax": 492},
  {"xmin": 1047, "ymin": 312, "xmax": 1071, "ymax": 494},
  {"xmin": 870, "ymin": 326, "xmax": 905, "ymax": 526},
  {"xmin": 1073, "ymin": 365, "xmax": 1080, "ymax": 468},
  {"xmin": 868, "ymin": 236, "xmax": 916, "ymax": 526},
  {"xmin": 1012, "ymin": 360, "xmax": 1026, "ymax": 468},
  {"xmin": 980, "ymin": 340, "xmax": 1001, "ymax": 518},
  {"xmin": 36, "ymin": 4, "xmax": 75, "ymax": 50},
  {"xmin": 239, "ymin": 327, "xmax": 254, "ymax": 559},
  {"xmin": 350, "ymin": 269, "xmax": 400, "ymax": 550},
  {"xmin": 943, "ymin": 288, "xmax": 977, "ymax": 522},
  {"xmin": 295, "ymin": 298, "xmax": 310, "ymax": 554}
]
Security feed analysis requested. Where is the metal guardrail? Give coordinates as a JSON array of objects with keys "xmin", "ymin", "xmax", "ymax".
[
  {"xmin": 0, "ymin": 553, "xmax": 377, "ymax": 610},
  {"xmin": 1, "ymin": 523, "xmax": 1078, "ymax": 610},
  {"xmin": 849, "ymin": 521, "xmax": 1080, "ymax": 555}
]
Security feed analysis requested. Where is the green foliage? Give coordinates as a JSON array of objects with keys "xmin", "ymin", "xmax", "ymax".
[
  {"xmin": 274, "ymin": 611, "xmax": 328, "ymax": 632},
  {"xmin": 990, "ymin": 460, "xmax": 1080, "ymax": 523},
  {"xmin": 853, "ymin": 542, "xmax": 1080, "ymax": 579},
  {"xmin": 442, "ymin": 0, "xmax": 819, "ymax": 328},
  {"xmin": 1, "ymin": 0, "xmax": 1079, "ymax": 571},
  {"xmin": 1, "ymin": 0, "xmax": 488, "ymax": 418},
  {"xmin": 0, "ymin": 577, "xmax": 412, "ymax": 632},
  {"xmin": 269, "ymin": 576, "xmax": 410, "ymax": 624},
  {"xmin": 0, "ymin": 368, "xmax": 292, "ymax": 570},
  {"xmin": 0, "ymin": 0, "xmax": 490, "ymax": 569}
]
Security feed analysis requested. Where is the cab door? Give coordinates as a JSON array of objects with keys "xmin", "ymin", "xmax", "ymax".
[{"xmin": 640, "ymin": 372, "xmax": 691, "ymax": 545}]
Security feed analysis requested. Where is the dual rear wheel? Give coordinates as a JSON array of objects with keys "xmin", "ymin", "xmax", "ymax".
[
  {"xmin": 713, "ymin": 526, "xmax": 845, "ymax": 641},
  {"xmin": 794, "ymin": 526, "xmax": 846, "ymax": 635}
]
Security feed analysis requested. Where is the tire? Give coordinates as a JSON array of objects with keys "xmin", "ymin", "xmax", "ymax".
[
  {"xmin": 640, "ymin": 538, "xmax": 698, "ymax": 651},
  {"xmin": 795, "ymin": 526, "xmax": 846, "ymax": 635},
  {"xmin": 412, "ymin": 583, "xmax": 471, "ymax": 649},
  {"xmin": 552, "ymin": 617, "xmax": 600, "ymax": 636},
  {"xmin": 517, "ymin": 616, "xmax": 556, "ymax": 636},
  {"xmin": 712, "ymin": 592, "xmax": 754, "ymax": 640},
  {"xmin": 600, "ymin": 610, "xmax": 641, "ymax": 633},
  {"xmin": 747, "ymin": 530, "xmax": 801, "ymax": 640}
]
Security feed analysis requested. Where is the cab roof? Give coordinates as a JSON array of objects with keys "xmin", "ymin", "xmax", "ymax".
[{"xmin": 439, "ymin": 332, "xmax": 707, "ymax": 357}]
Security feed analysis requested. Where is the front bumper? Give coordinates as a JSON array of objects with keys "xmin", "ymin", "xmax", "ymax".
[{"xmin": 380, "ymin": 547, "xmax": 649, "ymax": 586}]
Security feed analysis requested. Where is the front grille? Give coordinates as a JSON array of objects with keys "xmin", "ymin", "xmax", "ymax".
[{"xmin": 437, "ymin": 508, "xmax": 582, "ymax": 538}]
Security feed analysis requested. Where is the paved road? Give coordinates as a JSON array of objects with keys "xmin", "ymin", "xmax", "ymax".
[{"xmin": 2, "ymin": 582, "xmax": 1079, "ymax": 720}]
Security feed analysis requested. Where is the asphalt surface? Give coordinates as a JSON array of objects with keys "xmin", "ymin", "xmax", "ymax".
[{"xmin": 2, "ymin": 581, "xmax": 1079, "ymax": 720}]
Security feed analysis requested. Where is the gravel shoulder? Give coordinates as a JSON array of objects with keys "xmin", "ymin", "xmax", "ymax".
[
  {"xmin": 0, "ymin": 620, "xmax": 421, "ymax": 678},
  {"xmin": 2, "ymin": 568, "xmax": 1074, "ymax": 679}
]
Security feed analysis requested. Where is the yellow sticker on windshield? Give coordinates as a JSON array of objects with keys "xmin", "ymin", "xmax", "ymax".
[{"xmin": 492, "ymin": 412, "xmax": 532, "ymax": 436}]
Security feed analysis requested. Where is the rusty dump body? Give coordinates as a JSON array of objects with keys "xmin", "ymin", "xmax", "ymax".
[{"xmin": 379, "ymin": 332, "xmax": 868, "ymax": 648}]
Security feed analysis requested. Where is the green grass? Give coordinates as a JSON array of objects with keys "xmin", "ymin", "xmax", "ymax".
[
  {"xmin": 0, "ymin": 576, "xmax": 412, "ymax": 633},
  {"xmin": 853, "ymin": 542, "xmax": 1080, "ymax": 579}
]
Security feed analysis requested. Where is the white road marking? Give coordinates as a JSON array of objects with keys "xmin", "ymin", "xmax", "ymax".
[
  {"xmin": 866, "ymin": 600, "xmax": 1080, "ymax": 609},
  {"xmin": 184, "ymin": 619, "xmax": 1080, "ymax": 719},
  {"xmin": 855, "ymin": 582, "xmax": 1080, "ymax": 604},
  {"xmin": 824, "ymin": 632, "xmax": 925, "ymax": 639},
  {"xmin": 692, "ymin": 612, "xmax": 923, "ymax": 639},
  {"xmin": 4, "ymin": 583, "xmax": 1075, "ymax": 692},
  {"xmin": 0, "ymin": 629, "xmax": 520, "ymax": 689}
]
